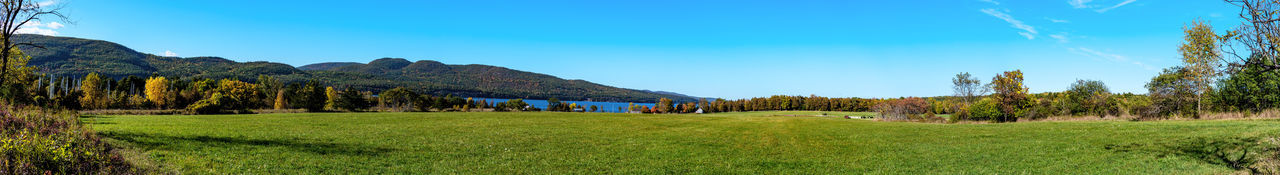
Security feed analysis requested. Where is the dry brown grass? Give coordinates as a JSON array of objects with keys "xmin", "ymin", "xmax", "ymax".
[
  {"xmin": 1014, "ymin": 109, "xmax": 1280, "ymax": 123},
  {"xmin": 936, "ymin": 110, "xmax": 1280, "ymax": 124},
  {"xmin": 1201, "ymin": 110, "xmax": 1280, "ymax": 120}
]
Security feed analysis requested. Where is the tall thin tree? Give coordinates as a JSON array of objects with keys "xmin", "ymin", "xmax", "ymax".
[{"xmin": 1179, "ymin": 20, "xmax": 1221, "ymax": 117}]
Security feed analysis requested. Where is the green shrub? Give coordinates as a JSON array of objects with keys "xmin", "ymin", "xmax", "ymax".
[
  {"xmin": 186, "ymin": 92, "xmax": 234, "ymax": 114},
  {"xmin": 968, "ymin": 98, "xmax": 1002, "ymax": 121},
  {"xmin": 950, "ymin": 107, "xmax": 970, "ymax": 123}
]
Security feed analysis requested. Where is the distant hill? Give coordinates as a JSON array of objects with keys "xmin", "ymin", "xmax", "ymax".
[
  {"xmin": 13, "ymin": 34, "xmax": 697, "ymax": 103},
  {"xmin": 297, "ymin": 62, "xmax": 361, "ymax": 71}
]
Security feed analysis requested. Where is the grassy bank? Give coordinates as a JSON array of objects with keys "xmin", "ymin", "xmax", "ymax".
[{"xmin": 85, "ymin": 112, "xmax": 1280, "ymax": 174}]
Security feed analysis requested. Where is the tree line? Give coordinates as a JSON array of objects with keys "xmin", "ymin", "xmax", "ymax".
[{"xmin": 2, "ymin": 67, "xmax": 501, "ymax": 114}]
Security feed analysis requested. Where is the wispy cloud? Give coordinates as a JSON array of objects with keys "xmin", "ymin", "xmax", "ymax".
[
  {"xmin": 1049, "ymin": 33, "xmax": 1069, "ymax": 43},
  {"xmin": 164, "ymin": 50, "xmax": 179, "ymax": 57},
  {"xmin": 37, "ymin": 0, "xmax": 55, "ymax": 7},
  {"xmin": 1069, "ymin": 0, "xmax": 1093, "ymax": 8},
  {"xmin": 979, "ymin": 0, "xmax": 1000, "ymax": 5},
  {"xmin": 46, "ymin": 22, "xmax": 63, "ymax": 29},
  {"xmin": 981, "ymin": 8, "xmax": 1038, "ymax": 40},
  {"xmin": 1046, "ymin": 18, "xmax": 1070, "ymax": 23},
  {"xmin": 1069, "ymin": 47, "xmax": 1154, "ymax": 70},
  {"xmin": 1017, "ymin": 33, "xmax": 1035, "ymax": 40},
  {"xmin": 1095, "ymin": 0, "xmax": 1137, "ymax": 13}
]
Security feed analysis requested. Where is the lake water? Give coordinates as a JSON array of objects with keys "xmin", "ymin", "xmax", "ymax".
[{"xmin": 475, "ymin": 98, "xmax": 655, "ymax": 113}]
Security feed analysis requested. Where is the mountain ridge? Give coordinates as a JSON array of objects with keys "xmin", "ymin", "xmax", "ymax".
[{"xmin": 13, "ymin": 34, "xmax": 698, "ymax": 103}]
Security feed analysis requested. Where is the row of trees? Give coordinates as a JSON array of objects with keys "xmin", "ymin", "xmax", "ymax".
[
  {"xmin": 7, "ymin": 70, "xmax": 496, "ymax": 114},
  {"xmin": 895, "ymin": 5, "xmax": 1280, "ymax": 122},
  {"xmin": 544, "ymin": 98, "xmax": 605, "ymax": 112},
  {"xmin": 623, "ymin": 96, "xmax": 888, "ymax": 114}
]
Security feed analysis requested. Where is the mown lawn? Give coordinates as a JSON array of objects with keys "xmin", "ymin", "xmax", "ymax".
[{"xmin": 84, "ymin": 112, "xmax": 1280, "ymax": 174}]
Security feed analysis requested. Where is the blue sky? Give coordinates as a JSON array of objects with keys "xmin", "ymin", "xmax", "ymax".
[{"xmin": 36, "ymin": 0, "xmax": 1240, "ymax": 99}]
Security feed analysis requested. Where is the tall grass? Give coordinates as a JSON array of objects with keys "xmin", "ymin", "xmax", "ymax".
[{"xmin": 1, "ymin": 105, "xmax": 138, "ymax": 174}]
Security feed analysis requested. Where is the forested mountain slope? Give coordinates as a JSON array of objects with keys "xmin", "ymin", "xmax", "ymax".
[{"xmin": 14, "ymin": 34, "xmax": 696, "ymax": 103}]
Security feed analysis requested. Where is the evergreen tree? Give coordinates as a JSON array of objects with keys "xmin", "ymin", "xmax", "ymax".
[
  {"xmin": 335, "ymin": 87, "xmax": 370, "ymax": 112},
  {"xmin": 301, "ymin": 80, "xmax": 327, "ymax": 112}
]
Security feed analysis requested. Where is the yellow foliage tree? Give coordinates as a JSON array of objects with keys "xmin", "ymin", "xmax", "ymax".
[
  {"xmin": 79, "ymin": 73, "xmax": 106, "ymax": 109},
  {"xmin": 214, "ymin": 79, "xmax": 261, "ymax": 109},
  {"xmin": 991, "ymin": 70, "xmax": 1029, "ymax": 122},
  {"xmin": 144, "ymin": 76, "xmax": 170, "ymax": 108},
  {"xmin": 274, "ymin": 90, "xmax": 287, "ymax": 110},
  {"xmin": 2, "ymin": 48, "xmax": 35, "ymax": 99},
  {"xmin": 325, "ymin": 86, "xmax": 338, "ymax": 110}
]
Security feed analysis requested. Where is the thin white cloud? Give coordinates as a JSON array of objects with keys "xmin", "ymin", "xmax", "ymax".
[
  {"xmin": 15, "ymin": 27, "xmax": 56, "ymax": 35},
  {"xmin": 46, "ymin": 22, "xmax": 62, "ymax": 29},
  {"xmin": 979, "ymin": 0, "xmax": 1000, "ymax": 5},
  {"xmin": 1069, "ymin": 0, "xmax": 1093, "ymax": 8},
  {"xmin": 1095, "ymin": 0, "xmax": 1137, "ymax": 13},
  {"xmin": 1018, "ymin": 32, "xmax": 1036, "ymax": 40},
  {"xmin": 1049, "ymin": 34, "xmax": 1069, "ymax": 43},
  {"xmin": 37, "ymin": 0, "xmax": 55, "ymax": 7},
  {"xmin": 981, "ymin": 8, "xmax": 1038, "ymax": 40},
  {"xmin": 1070, "ymin": 47, "xmax": 1154, "ymax": 70},
  {"xmin": 164, "ymin": 50, "xmax": 178, "ymax": 57},
  {"xmin": 1046, "ymin": 18, "xmax": 1070, "ymax": 23}
]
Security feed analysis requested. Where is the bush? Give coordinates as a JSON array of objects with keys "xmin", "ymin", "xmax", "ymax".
[
  {"xmin": 951, "ymin": 107, "xmax": 970, "ymax": 122},
  {"xmin": 186, "ymin": 92, "xmax": 234, "ymax": 114},
  {"xmin": 1067, "ymin": 80, "xmax": 1111, "ymax": 116},
  {"xmin": 875, "ymin": 97, "xmax": 929, "ymax": 121},
  {"xmin": 1213, "ymin": 59, "xmax": 1280, "ymax": 113},
  {"xmin": 0, "ymin": 105, "xmax": 136, "ymax": 174},
  {"xmin": 968, "ymin": 98, "xmax": 1002, "ymax": 121},
  {"xmin": 1147, "ymin": 67, "xmax": 1197, "ymax": 118}
]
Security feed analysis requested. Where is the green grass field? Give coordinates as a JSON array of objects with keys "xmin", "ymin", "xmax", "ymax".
[{"xmin": 84, "ymin": 111, "xmax": 1280, "ymax": 174}]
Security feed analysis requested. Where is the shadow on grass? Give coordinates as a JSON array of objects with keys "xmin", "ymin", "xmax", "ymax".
[
  {"xmin": 99, "ymin": 131, "xmax": 396, "ymax": 156},
  {"xmin": 1106, "ymin": 136, "xmax": 1274, "ymax": 173},
  {"xmin": 82, "ymin": 121, "xmax": 117, "ymax": 125},
  {"xmin": 79, "ymin": 116, "xmax": 117, "ymax": 125}
]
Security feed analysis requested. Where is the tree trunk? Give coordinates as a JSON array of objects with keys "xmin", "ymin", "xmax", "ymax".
[{"xmin": 1196, "ymin": 93, "xmax": 1203, "ymax": 119}]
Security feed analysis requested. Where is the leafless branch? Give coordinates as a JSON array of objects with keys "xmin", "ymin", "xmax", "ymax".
[{"xmin": 0, "ymin": 0, "xmax": 69, "ymax": 87}]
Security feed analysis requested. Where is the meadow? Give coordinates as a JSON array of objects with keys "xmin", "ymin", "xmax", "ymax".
[{"xmin": 84, "ymin": 111, "xmax": 1280, "ymax": 174}]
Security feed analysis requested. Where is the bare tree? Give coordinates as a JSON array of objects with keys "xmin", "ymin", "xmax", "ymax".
[
  {"xmin": 952, "ymin": 72, "xmax": 988, "ymax": 105},
  {"xmin": 1223, "ymin": 0, "xmax": 1280, "ymax": 72},
  {"xmin": 0, "ymin": 0, "xmax": 67, "ymax": 87}
]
